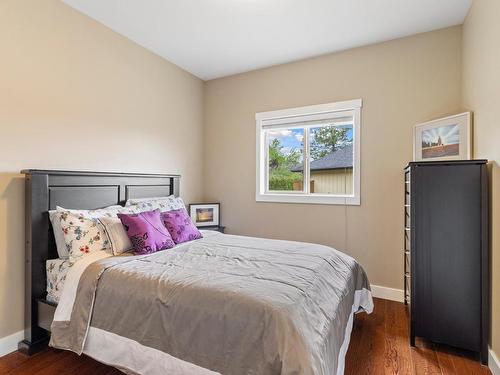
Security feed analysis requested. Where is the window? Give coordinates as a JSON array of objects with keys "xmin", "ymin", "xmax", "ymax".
[{"xmin": 256, "ymin": 99, "xmax": 361, "ymax": 205}]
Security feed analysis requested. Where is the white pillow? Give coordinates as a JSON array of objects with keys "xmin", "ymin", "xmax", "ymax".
[
  {"xmin": 56, "ymin": 205, "xmax": 124, "ymax": 217},
  {"xmin": 58, "ymin": 211, "xmax": 109, "ymax": 264},
  {"xmin": 49, "ymin": 210, "xmax": 69, "ymax": 258},
  {"xmin": 125, "ymin": 196, "xmax": 175, "ymax": 206},
  {"xmin": 50, "ymin": 205, "xmax": 123, "ymax": 259},
  {"xmin": 99, "ymin": 216, "xmax": 133, "ymax": 255},
  {"xmin": 125, "ymin": 195, "xmax": 185, "ymax": 212}
]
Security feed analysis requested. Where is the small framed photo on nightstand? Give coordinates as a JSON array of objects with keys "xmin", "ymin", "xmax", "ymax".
[{"xmin": 189, "ymin": 203, "xmax": 220, "ymax": 227}]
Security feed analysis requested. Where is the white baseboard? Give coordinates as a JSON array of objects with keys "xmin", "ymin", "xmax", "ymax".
[
  {"xmin": 0, "ymin": 330, "xmax": 23, "ymax": 357},
  {"xmin": 490, "ymin": 348, "xmax": 500, "ymax": 375},
  {"xmin": 370, "ymin": 284, "xmax": 404, "ymax": 302}
]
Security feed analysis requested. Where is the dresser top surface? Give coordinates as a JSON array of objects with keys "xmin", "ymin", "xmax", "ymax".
[{"xmin": 404, "ymin": 159, "xmax": 487, "ymax": 170}]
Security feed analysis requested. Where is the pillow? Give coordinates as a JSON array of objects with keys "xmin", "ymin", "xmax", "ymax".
[
  {"xmin": 56, "ymin": 205, "xmax": 124, "ymax": 218},
  {"xmin": 125, "ymin": 195, "xmax": 185, "ymax": 212},
  {"xmin": 125, "ymin": 196, "xmax": 174, "ymax": 205},
  {"xmin": 50, "ymin": 205, "xmax": 122, "ymax": 258},
  {"xmin": 99, "ymin": 217, "xmax": 133, "ymax": 255},
  {"xmin": 49, "ymin": 210, "xmax": 69, "ymax": 258},
  {"xmin": 58, "ymin": 211, "xmax": 110, "ymax": 264},
  {"xmin": 117, "ymin": 210, "xmax": 175, "ymax": 255},
  {"xmin": 161, "ymin": 208, "xmax": 203, "ymax": 244}
]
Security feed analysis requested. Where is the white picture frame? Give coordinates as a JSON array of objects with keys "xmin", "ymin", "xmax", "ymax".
[{"xmin": 413, "ymin": 112, "xmax": 472, "ymax": 161}]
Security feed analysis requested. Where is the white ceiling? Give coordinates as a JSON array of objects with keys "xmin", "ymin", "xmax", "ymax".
[{"xmin": 63, "ymin": 0, "xmax": 472, "ymax": 81}]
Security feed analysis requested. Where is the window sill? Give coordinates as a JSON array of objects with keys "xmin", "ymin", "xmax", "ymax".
[{"xmin": 255, "ymin": 193, "xmax": 360, "ymax": 205}]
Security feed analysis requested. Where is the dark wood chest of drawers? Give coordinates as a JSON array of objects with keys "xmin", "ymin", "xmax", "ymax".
[{"xmin": 404, "ymin": 160, "xmax": 489, "ymax": 364}]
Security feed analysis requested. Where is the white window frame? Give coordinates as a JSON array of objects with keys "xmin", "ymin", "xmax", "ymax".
[{"xmin": 255, "ymin": 99, "xmax": 362, "ymax": 205}]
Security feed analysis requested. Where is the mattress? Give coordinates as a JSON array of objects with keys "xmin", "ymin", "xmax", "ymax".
[{"xmin": 46, "ymin": 258, "xmax": 72, "ymax": 303}]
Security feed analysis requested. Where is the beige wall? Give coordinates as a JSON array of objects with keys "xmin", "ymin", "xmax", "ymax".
[
  {"xmin": 0, "ymin": 0, "xmax": 204, "ymax": 339},
  {"xmin": 463, "ymin": 0, "xmax": 500, "ymax": 356},
  {"xmin": 204, "ymin": 27, "xmax": 463, "ymax": 292}
]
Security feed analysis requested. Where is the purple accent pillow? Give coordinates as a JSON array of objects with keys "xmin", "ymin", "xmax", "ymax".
[
  {"xmin": 161, "ymin": 208, "xmax": 203, "ymax": 244},
  {"xmin": 117, "ymin": 210, "xmax": 175, "ymax": 255}
]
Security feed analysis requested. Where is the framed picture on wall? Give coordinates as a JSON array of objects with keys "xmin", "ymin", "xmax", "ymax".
[
  {"xmin": 189, "ymin": 203, "xmax": 220, "ymax": 227},
  {"xmin": 414, "ymin": 112, "xmax": 472, "ymax": 161}
]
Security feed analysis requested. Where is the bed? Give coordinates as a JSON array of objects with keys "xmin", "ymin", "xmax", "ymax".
[{"xmin": 19, "ymin": 169, "xmax": 373, "ymax": 375}]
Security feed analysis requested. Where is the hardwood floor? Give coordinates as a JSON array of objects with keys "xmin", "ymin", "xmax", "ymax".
[
  {"xmin": 0, "ymin": 298, "xmax": 491, "ymax": 374},
  {"xmin": 345, "ymin": 298, "xmax": 491, "ymax": 375}
]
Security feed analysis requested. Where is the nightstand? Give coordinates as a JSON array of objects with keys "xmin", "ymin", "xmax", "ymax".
[{"xmin": 200, "ymin": 225, "xmax": 225, "ymax": 233}]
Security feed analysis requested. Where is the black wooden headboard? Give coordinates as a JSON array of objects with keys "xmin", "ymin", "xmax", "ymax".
[{"xmin": 20, "ymin": 169, "xmax": 181, "ymax": 354}]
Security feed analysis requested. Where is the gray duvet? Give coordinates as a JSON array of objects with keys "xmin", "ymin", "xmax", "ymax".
[{"xmin": 51, "ymin": 231, "xmax": 371, "ymax": 375}]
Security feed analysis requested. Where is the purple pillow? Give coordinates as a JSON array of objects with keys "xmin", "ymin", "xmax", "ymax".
[
  {"xmin": 117, "ymin": 210, "xmax": 175, "ymax": 255},
  {"xmin": 161, "ymin": 208, "xmax": 203, "ymax": 244}
]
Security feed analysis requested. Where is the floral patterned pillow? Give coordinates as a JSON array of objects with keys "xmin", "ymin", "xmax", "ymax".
[
  {"xmin": 59, "ymin": 211, "xmax": 110, "ymax": 264},
  {"xmin": 125, "ymin": 196, "xmax": 185, "ymax": 212},
  {"xmin": 51, "ymin": 205, "xmax": 123, "ymax": 258},
  {"xmin": 56, "ymin": 205, "xmax": 125, "ymax": 219}
]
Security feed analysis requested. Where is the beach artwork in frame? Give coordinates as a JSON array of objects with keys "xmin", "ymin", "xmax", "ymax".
[
  {"xmin": 189, "ymin": 203, "xmax": 220, "ymax": 227},
  {"xmin": 414, "ymin": 112, "xmax": 472, "ymax": 161}
]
